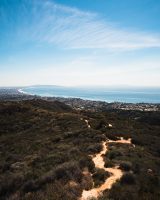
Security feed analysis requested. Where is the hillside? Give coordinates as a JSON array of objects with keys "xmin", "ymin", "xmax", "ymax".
[{"xmin": 0, "ymin": 100, "xmax": 160, "ymax": 200}]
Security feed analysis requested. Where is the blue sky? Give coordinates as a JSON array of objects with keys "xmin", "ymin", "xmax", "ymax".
[{"xmin": 0, "ymin": 0, "xmax": 160, "ymax": 86}]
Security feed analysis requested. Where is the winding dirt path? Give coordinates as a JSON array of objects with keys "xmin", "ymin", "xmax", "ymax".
[{"xmin": 80, "ymin": 138, "xmax": 132, "ymax": 200}]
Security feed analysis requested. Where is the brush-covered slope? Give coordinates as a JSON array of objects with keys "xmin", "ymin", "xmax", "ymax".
[{"xmin": 0, "ymin": 100, "xmax": 159, "ymax": 200}]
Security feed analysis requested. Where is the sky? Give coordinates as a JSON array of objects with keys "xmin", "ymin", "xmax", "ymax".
[{"xmin": 0, "ymin": 0, "xmax": 160, "ymax": 87}]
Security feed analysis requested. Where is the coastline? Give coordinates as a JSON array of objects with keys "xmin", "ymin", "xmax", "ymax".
[
  {"xmin": 18, "ymin": 87, "xmax": 160, "ymax": 104},
  {"xmin": 18, "ymin": 89, "xmax": 31, "ymax": 95},
  {"xmin": 16, "ymin": 88, "xmax": 160, "ymax": 112},
  {"xmin": 17, "ymin": 88, "xmax": 111, "ymax": 103},
  {"xmin": 0, "ymin": 87, "xmax": 159, "ymax": 112}
]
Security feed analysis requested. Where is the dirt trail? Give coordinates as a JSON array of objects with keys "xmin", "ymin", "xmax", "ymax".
[
  {"xmin": 84, "ymin": 119, "xmax": 91, "ymax": 129},
  {"xmin": 80, "ymin": 138, "xmax": 132, "ymax": 200}
]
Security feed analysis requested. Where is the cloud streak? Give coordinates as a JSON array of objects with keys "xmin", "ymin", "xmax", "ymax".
[{"xmin": 1, "ymin": 0, "xmax": 160, "ymax": 51}]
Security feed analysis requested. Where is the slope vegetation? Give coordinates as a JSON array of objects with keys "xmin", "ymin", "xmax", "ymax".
[{"xmin": 0, "ymin": 100, "xmax": 159, "ymax": 200}]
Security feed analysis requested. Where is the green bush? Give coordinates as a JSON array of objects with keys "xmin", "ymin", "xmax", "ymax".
[
  {"xmin": 119, "ymin": 161, "xmax": 132, "ymax": 171},
  {"xmin": 120, "ymin": 173, "xmax": 136, "ymax": 185},
  {"xmin": 79, "ymin": 156, "xmax": 95, "ymax": 173},
  {"xmin": 105, "ymin": 133, "xmax": 117, "ymax": 141},
  {"xmin": 104, "ymin": 158, "xmax": 114, "ymax": 168},
  {"xmin": 132, "ymin": 163, "xmax": 140, "ymax": 174},
  {"xmin": 22, "ymin": 180, "xmax": 38, "ymax": 193},
  {"xmin": 54, "ymin": 162, "xmax": 82, "ymax": 183},
  {"xmin": 107, "ymin": 150, "xmax": 122, "ymax": 160},
  {"xmin": 92, "ymin": 168, "xmax": 110, "ymax": 187},
  {"xmin": 86, "ymin": 143, "xmax": 102, "ymax": 154},
  {"xmin": 22, "ymin": 181, "xmax": 80, "ymax": 200}
]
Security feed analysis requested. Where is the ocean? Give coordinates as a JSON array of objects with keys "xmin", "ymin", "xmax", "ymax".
[{"xmin": 20, "ymin": 86, "xmax": 160, "ymax": 103}]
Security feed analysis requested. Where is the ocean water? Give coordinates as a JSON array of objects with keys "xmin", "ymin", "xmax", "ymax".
[{"xmin": 21, "ymin": 86, "xmax": 160, "ymax": 103}]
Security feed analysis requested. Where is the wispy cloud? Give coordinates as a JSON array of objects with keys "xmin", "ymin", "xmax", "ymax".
[{"xmin": 1, "ymin": 0, "xmax": 160, "ymax": 51}]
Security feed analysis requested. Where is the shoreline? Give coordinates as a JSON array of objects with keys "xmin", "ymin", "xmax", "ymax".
[
  {"xmin": 16, "ymin": 88, "xmax": 160, "ymax": 112},
  {"xmin": 17, "ymin": 88, "xmax": 112, "ymax": 103},
  {"xmin": 17, "ymin": 89, "xmax": 31, "ymax": 95},
  {"xmin": 17, "ymin": 88, "xmax": 160, "ymax": 105},
  {"xmin": 0, "ymin": 87, "xmax": 159, "ymax": 111}
]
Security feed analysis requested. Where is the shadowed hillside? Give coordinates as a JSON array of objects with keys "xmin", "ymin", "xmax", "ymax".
[{"xmin": 0, "ymin": 100, "xmax": 159, "ymax": 200}]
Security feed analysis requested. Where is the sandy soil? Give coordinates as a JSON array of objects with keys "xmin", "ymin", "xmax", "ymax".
[
  {"xmin": 84, "ymin": 119, "xmax": 91, "ymax": 128},
  {"xmin": 80, "ymin": 138, "xmax": 132, "ymax": 200}
]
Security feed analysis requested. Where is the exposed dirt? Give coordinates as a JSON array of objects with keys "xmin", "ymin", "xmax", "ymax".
[
  {"xmin": 80, "ymin": 138, "xmax": 132, "ymax": 200},
  {"xmin": 84, "ymin": 119, "xmax": 91, "ymax": 128}
]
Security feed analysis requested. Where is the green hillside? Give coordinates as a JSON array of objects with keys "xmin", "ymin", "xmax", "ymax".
[{"xmin": 0, "ymin": 100, "xmax": 159, "ymax": 200}]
